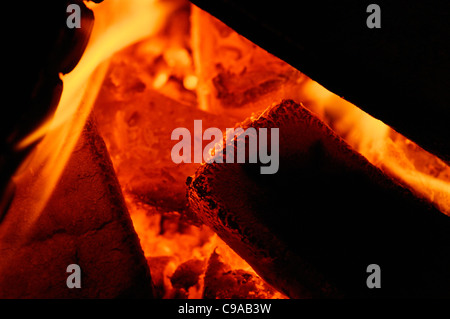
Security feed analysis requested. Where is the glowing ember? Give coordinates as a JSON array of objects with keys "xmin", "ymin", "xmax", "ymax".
[
  {"xmin": 91, "ymin": 0, "xmax": 283, "ymax": 299},
  {"xmin": 94, "ymin": 0, "xmax": 448, "ymax": 299}
]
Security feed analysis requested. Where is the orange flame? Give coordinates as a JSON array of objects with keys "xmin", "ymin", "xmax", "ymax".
[
  {"xmin": 13, "ymin": 0, "xmax": 174, "ymax": 222},
  {"xmin": 301, "ymin": 80, "xmax": 450, "ymax": 215}
]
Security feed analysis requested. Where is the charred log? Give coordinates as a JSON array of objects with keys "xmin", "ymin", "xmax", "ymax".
[
  {"xmin": 94, "ymin": 79, "xmax": 237, "ymax": 217},
  {"xmin": 0, "ymin": 118, "xmax": 153, "ymax": 298},
  {"xmin": 187, "ymin": 99, "xmax": 450, "ymax": 298}
]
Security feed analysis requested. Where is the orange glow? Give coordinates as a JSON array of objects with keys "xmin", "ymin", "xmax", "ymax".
[
  {"xmin": 190, "ymin": 4, "xmax": 450, "ymax": 215},
  {"xmin": 13, "ymin": 0, "xmax": 173, "ymax": 223},
  {"xmin": 86, "ymin": 1, "xmax": 285, "ymax": 299},
  {"xmin": 8, "ymin": 0, "xmax": 448, "ymax": 300},
  {"xmin": 300, "ymin": 80, "xmax": 450, "ymax": 215},
  {"xmin": 126, "ymin": 196, "xmax": 268, "ymax": 298},
  {"xmin": 93, "ymin": 0, "xmax": 448, "ymax": 299}
]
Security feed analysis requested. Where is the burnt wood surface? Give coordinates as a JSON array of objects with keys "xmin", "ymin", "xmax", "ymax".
[
  {"xmin": 0, "ymin": 118, "xmax": 153, "ymax": 298},
  {"xmin": 190, "ymin": 0, "xmax": 450, "ymax": 164},
  {"xmin": 187, "ymin": 99, "xmax": 450, "ymax": 298}
]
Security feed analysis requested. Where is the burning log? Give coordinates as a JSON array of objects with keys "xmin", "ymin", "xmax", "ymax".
[
  {"xmin": 0, "ymin": 118, "xmax": 153, "ymax": 298},
  {"xmin": 171, "ymin": 258, "xmax": 206, "ymax": 291},
  {"xmin": 187, "ymin": 99, "xmax": 450, "ymax": 298},
  {"xmin": 190, "ymin": 0, "xmax": 450, "ymax": 164},
  {"xmin": 190, "ymin": 3, "xmax": 450, "ymax": 217},
  {"xmin": 94, "ymin": 73, "xmax": 238, "ymax": 216}
]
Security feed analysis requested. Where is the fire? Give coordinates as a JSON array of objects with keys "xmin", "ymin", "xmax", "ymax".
[
  {"xmin": 127, "ymin": 197, "xmax": 260, "ymax": 298},
  {"xmin": 300, "ymin": 80, "xmax": 450, "ymax": 215},
  {"xmin": 13, "ymin": 0, "xmax": 173, "ymax": 224},
  {"xmin": 189, "ymin": 2, "xmax": 450, "ymax": 214},
  {"xmin": 8, "ymin": 0, "xmax": 449, "ymax": 299},
  {"xmin": 90, "ymin": 0, "xmax": 283, "ymax": 298}
]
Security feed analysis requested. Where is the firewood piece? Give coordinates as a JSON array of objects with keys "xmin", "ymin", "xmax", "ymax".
[
  {"xmin": 202, "ymin": 249, "xmax": 280, "ymax": 299},
  {"xmin": 190, "ymin": 0, "xmax": 450, "ymax": 163},
  {"xmin": 0, "ymin": 118, "xmax": 153, "ymax": 298},
  {"xmin": 188, "ymin": 99, "xmax": 450, "ymax": 298},
  {"xmin": 94, "ymin": 83, "xmax": 237, "ymax": 217}
]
